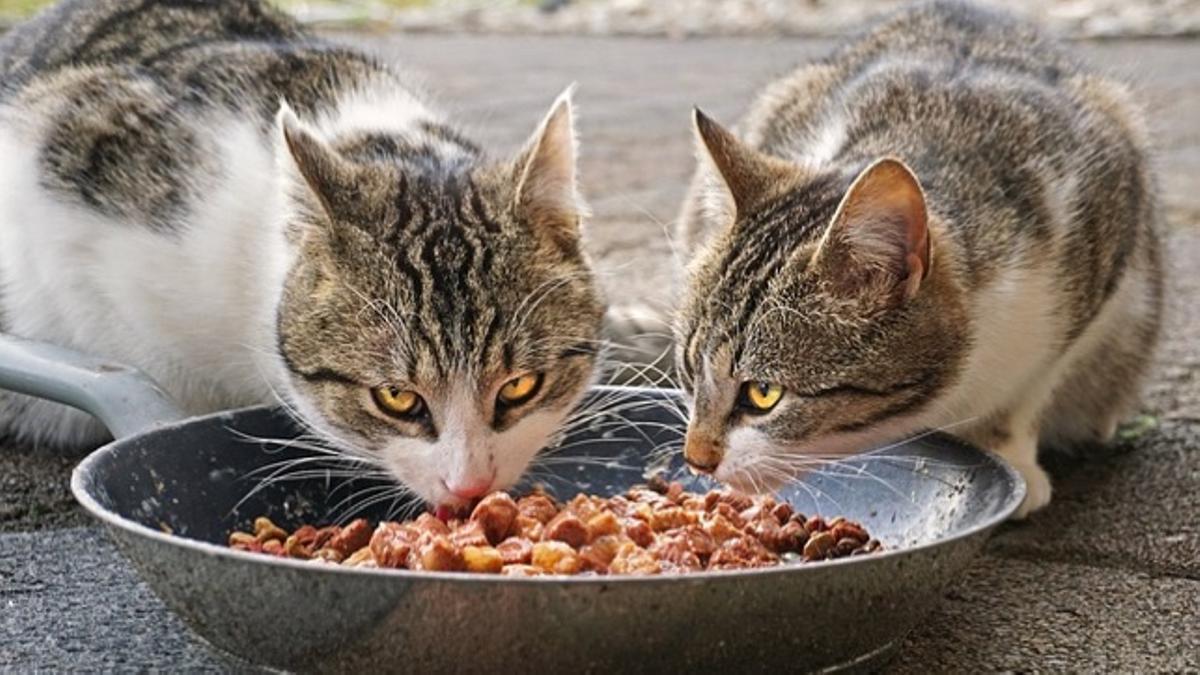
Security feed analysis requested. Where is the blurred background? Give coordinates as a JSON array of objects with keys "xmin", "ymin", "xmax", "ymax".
[{"xmin": 1, "ymin": 0, "xmax": 1197, "ymax": 38}]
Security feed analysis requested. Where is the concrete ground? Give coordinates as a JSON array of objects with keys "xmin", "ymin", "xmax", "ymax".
[{"xmin": 2, "ymin": 34, "xmax": 1198, "ymax": 671}]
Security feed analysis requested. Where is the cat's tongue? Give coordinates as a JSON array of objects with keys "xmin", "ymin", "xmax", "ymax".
[{"xmin": 434, "ymin": 502, "xmax": 477, "ymax": 522}]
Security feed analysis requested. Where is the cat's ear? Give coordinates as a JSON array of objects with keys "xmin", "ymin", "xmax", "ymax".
[
  {"xmin": 692, "ymin": 108, "xmax": 801, "ymax": 224},
  {"xmin": 512, "ymin": 86, "xmax": 587, "ymax": 243},
  {"xmin": 276, "ymin": 100, "xmax": 359, "ymax": 221},
  {"xmin": 813, "ymin": 157, "xmax": 931, "ymax": 303}
]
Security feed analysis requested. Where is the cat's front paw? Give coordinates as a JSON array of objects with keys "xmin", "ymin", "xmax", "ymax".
[{"xmin": 1010, "ymin": 461, "xmax": 1052, "ymax": 520}]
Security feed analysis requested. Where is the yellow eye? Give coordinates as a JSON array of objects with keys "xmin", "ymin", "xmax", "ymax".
[
  {"xmin": 498, "ymin": 373, "xmax": 543, "ymax": 406},
  {"xmin": 741, "ymin": 381, "xmax": 784, "ymax": 412},
  {"xmin": 371, "ymin": 386, "xmax": 424, "ymax": 418}
]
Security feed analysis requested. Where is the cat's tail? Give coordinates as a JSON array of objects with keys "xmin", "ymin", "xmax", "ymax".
[{"xmin": 601, "ymin": 303, "xmax": 678, "ymax": 389}]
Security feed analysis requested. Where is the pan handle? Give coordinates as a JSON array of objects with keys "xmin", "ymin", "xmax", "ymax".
[{"xmin": 0, "ymin": 334, "xmax": 186, "ymax": 439}]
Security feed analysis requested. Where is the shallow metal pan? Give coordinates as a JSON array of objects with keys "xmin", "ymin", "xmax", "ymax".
[{"xmin": 0, "ymin": 334, "xmax": 1024, "ymax": 672}]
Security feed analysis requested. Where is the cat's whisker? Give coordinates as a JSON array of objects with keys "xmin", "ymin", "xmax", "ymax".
[
  {"xmin": 511, "ymin": 269, "xmax": 596, "ymax": 338},
  {"xmin": 758, "ymin": 459, "xmax": 848, "ymax": 514},
  {"xmin": 327, "ymin": 483, "xmax": 411, "ymax": 524}
]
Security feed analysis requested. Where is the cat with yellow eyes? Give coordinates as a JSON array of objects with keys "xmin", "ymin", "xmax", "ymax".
[
  {"xmin": 672, "ymin": 1, "xmax": 1162, "ymax": 518},
  {"xmin": 0, "ymin": 0, "xmax": 604, "ymax": 511}
]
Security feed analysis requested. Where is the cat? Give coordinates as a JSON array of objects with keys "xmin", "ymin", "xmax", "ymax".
[
  {"xmin": 0, "ymin": 0, "xmax": 606, "ymax": 511},
  {"xmin": 671, "ymin": 0, "xmax": 1162, "ymax": 518}
]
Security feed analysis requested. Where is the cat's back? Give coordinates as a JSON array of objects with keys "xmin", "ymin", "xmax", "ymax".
[
  {"xmin": 750, "ymin": 1, "xmax": 1155, "ymax": 290},
  {"xmin": 0, "ymin": 0, "xmax": 304, "ymax": 85},
  {"xmin": 0, "ymin": 0, "xmax": 397, "ymax": 230},
  {"xmin": 754, "ymin": 1, "xmax": 1106, "ymax": 166}
]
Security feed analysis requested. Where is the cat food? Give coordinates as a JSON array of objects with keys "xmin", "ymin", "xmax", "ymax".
[{"xmin": 228, "ymin": 478, "xmax": 883, "ymax": 575}]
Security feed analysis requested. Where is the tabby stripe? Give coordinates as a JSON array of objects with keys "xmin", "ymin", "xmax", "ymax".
[
  {"xmin": 829, "ymin": 386, "xmax": 937, "ymax": 433},
  {"xmin": 275, "ymin": 327, "xmax": 359, "ymax": 387}
]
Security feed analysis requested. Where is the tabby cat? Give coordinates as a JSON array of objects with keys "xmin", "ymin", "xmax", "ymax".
[
  {"xmin": 673, "ymin": 0, "xmax": 1162, "ymax": 517},
  {"xmin": 0, "ymin": 0, "xmax": 604, "ymax": 510}
]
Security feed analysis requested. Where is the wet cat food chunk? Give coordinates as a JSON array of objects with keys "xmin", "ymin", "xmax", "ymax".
[{"xmin": 228, "ymin": 483, "xmax": 882, "ymax": 575}]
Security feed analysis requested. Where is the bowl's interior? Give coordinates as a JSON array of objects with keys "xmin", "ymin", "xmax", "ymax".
[{"xmin": 76, "ymin": 387, "xmax": 1021, "ymax": 552}]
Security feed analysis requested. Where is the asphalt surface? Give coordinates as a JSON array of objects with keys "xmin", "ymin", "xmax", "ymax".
[{"xmin": 2, "ymin": 34, "xmax": 1198, "ymax": 672}]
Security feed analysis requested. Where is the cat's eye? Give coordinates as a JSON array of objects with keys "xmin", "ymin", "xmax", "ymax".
[
  {"xmin": 497, "ymin": 373, "xmax": 543, "ymax": 407},
  {"xmin": 739, "ymin": 381, "xmax": 784, "ymax": 413},
  {"xmin": 371, "ymin": 386, "xmax": 425, "ymax": 419}
]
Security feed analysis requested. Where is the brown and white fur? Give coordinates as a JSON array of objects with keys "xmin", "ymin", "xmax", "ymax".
[
  {"xmin": 0, "ymin": 0, "xmax": 605, "ymax": 511},
  {"xmin": 673, "ymin": 1, "xmax": 1162, "ymax": 518}
]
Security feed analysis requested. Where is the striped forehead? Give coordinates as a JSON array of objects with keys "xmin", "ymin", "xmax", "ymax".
[{"xmin": 688, "ymin": 172, "xmax": 847, "ymax": 369}]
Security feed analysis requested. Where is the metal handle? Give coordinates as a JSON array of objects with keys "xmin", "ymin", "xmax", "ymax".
[{"xmin": 0, "ymin": 334, "xmax": 186, "ymax": 439}]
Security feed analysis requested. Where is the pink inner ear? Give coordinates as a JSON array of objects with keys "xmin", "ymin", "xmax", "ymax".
[
  {"xmin": 818, "ymin": 158, "xmax": 931, "ymax": 302},
  {"xmin": 846, "ymin": 160, "xmax": 929, "ymax": 278}
]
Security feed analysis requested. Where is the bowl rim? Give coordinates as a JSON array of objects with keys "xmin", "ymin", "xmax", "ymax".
[{"xmin": 70, "ymin": 390, "xmax": 1026, "ymax": 586}]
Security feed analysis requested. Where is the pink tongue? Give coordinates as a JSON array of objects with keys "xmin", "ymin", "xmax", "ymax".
[{"xmin": 434, "ymin": 505, "xmax": 455, "ymax": 522}]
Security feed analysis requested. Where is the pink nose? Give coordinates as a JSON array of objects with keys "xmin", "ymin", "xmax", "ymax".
[{"xmin": 447, "ymin": 478, "xmax": 493, "ymax": 500}]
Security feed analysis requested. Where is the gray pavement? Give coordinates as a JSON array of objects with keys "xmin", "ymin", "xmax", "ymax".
[{"xmin": 2, "ymin": 34, "xmax": 1198, "ymax": 672}]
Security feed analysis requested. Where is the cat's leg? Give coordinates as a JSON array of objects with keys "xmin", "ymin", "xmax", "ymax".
[
  {"xmin": 966, "ymin": 406, "xmax": 1053, "ymax": 520},
  {"xmin": 1040, "ymin": 332, "xmax": 1152, "ymax": 448},
  {"xmin": 1039, "ymin": 270, "xmax": 1161, "ymax": 449}
]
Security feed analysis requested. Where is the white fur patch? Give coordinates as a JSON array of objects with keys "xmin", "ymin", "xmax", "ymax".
[
  {"xmin": 377, "ymin": 383, "xmax": 572, "ymax": 507},
  {"xmin": 798, "ymin": 118, "xmax": 846, "ymax": 169},
  {"xmin": 0, "ymin": 109, "xmax": 291, "ymax": 443}
]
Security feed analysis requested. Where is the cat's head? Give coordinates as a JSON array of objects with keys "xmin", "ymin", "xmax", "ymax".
[
  {"xmin": 675, "ymin": 110, "xmax": 969, "ymax": 492},
  {"xmin": 272, "ymin": 90, "xmax": 604, "ymax": 509}
]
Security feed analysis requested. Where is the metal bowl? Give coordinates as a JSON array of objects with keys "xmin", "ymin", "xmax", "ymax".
[{"xmin": 0, "ymin": 335, "xmax": 1023, "ymax": 673}]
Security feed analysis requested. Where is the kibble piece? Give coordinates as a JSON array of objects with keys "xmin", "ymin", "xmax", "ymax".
[
  {"xmin": 830, "ymin": 521, "xmax": 869, "ymax": 545},
  {"xmin": 544, "ymin": 512, "xmax": 588, "ymax": 548},
  {"xmin": 700, "ymin": 513, "xmax": 741, "ymax": 544},
  {"xmin": 708, "ymin": 534, "xmax": 778, "ymax": 569},
  {"xmin": 514, "ymin": 515, "xmax": 545, "ymax": 541},
  {"xmin": 450, "ymin": 520, "xmax": 490, "ymax": 549},
  {"xmin": 496, "ymin": 536, "xmax": 534, "ymax": 565},
  {"xmin": 622, "ymin": 518, "xmax": 655, "ymax": 548},
  {"xmin": 418, "ymin": 535, "xmax": 466, "ymax": 572},
  {"xmin": 229, "ymin": 531, "xmax": 257, "ymax": 548},
  {"xmin": 805, "ymin": 515, "xmax": 828, "ymax": 534},
  {"xmin": 747, "ymin": 517, "xmax": 784, "ymax": 553},
  {"xmin": 313, "ymin": 547, "xmax": 344, "ymax": 563},
  {"xmin": 770, "ymin": 502, "xmax": 794, "ymax": 524},
  {"xmin": 283, "ymin": 525, "xmax": 320, "ymax": 559},
  {"xmin": 608, "ymin": 542, "xmax": 661, "ymax": 575},
  {"xmin": 835, "ymin": 537, "xmax": 861, "ymax": 557},
  {"xmin": 713, "ymin": 502, "xmax": 747, "ymax": 529},
  {"xmin": 343, "ymin": 547, "xmax": 375, "ymax": 567},
  {"xmin": 665, "ymin": 481, "xmax": 685, "ymax": 504},
  {"xmin": 326, "ymin": 519, "xmax": 373, "ymax": 557},
  {"xmin": 500, "ymin": 564, "xmax": 543, "ymax": 577},
  {"xmin": 585, "ymin": 511, "xmax": 621, "ymax": 542},
  {"xmin": 776, "ymin": 521, "xmax": 809, "ymax": 553},
  {"xmin": 516, "ymin": 493, "xmax": 558, "ymax": 524},
  {"xmin": 462, "ymin": 546, "xmax": 505, "ymax": 573},
  {"xmin": 565, "ymin": 494, "xmax": 608, "ymax": 522},
  {"xmin": 579, "ymin": 534, "xmax": 627, "ymax": 572},
  {"xmin": 253, "ymin": 517, "xmax": 287, "ymax": 543},
  {"xmin": 370, "ymin": 522, "xmax": 419, "ymax": 569},
  {"xmin": 471, "ymin": 492, "xmax": 520, "ymax": 545},
  {"xmin": 803, "ymin": 531, "xmax": 836, "ymax": 561},
  {"xmin": 414, "ymin": 512, "xmax": 451, "ymax": 536},
  {"xmin": 649, "ymin": 506, "xmax": 696, "ymax": 532},
  {"xmin": 532, "ymin": 541, "xmax": 583, "ymax": 574}
]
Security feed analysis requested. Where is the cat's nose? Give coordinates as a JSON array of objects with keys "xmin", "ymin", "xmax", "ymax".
[
  {"xmin": 684, "ymin": 436, "xmax": 723, "ymax": 473},
  {"xmin": 447, "ymin": 478, "xmax": 494, "ymax": 500}
]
